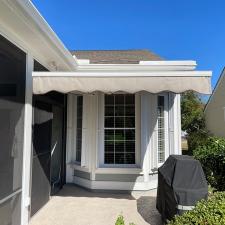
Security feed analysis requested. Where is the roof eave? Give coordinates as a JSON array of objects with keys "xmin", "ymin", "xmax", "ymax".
[{"xmin": 0, "ymin": 0, "xmax": 77, "ymax": 71}]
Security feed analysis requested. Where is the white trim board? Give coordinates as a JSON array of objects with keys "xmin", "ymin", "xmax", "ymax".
[
  {"xmin": 33, "ymin": 71, "xmax": 212, "ymax": 77},
  {"xmin": 21, "ymin": 54, "xmax": 34, "ymax": 225}
]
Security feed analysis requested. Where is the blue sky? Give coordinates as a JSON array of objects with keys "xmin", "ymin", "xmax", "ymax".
[{"xmin": 33, "ymin": 0, "xmax": 225, "ymax": 89}]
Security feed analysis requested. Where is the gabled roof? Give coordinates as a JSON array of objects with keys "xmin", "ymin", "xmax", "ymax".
[{"xmin": 70, "ymin": 49, "xmax": 162, "ymax": 64}]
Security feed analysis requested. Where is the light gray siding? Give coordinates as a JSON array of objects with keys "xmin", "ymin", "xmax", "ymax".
[
  {"xmin": 205, "ymin": 69, "xmax": 225, "ymax": 137},
  {"xmin": 95, "ymin": 174, "xmax": 144, "ymax": 182},
  {"xmin": 74, "ymin": 170, "xmax": 91, "ymax": 180}
]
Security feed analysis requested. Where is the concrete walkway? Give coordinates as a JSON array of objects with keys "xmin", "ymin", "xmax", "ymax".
[{"xmin": 29, "ymin": 185, "xmax": 162, "ymax": 225}]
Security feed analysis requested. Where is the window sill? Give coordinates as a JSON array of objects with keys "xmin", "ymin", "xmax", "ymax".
[
  {"xmin": 95, "ymin": 167, "xmax": 143, "ymax": 175},
  {"xmin": 67, "ymin": 162, "xmax": 90, "ymax": 173}
]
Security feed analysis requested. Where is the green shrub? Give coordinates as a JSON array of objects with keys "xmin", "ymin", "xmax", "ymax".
[
  {"xmin": 115, "ymin": 215, "xmax": 136, "ymax": 225},
  {"xmin": 115, "ymin": 215, "xmax": 125, "ymax": 225},
  {"xmin": 168, "ymin": 192, "xmax": 225, "ymax": 225},
  {"xmin": 193, "ymin": 136, "xmax": 225, "ymax": 191}
]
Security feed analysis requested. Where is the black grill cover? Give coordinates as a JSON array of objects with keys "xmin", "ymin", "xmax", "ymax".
[{"xmin": 156, "ymin": 155, "xmax": 208, "ymax": 221}]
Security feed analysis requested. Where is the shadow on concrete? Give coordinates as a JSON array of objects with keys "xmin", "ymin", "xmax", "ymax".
[
  {"xmin": 137, "ymin": 196, "xmax": 162, "ymax": 225},
  {"xmin": 55, "ymin": 184, "xmax": 135, "ymax": 200}
]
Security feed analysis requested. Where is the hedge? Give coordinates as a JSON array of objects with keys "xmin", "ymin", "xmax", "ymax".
[
  {"xmin": 168, "ymin": 192, "xmax": 225, "ymax": 225},
  {"xmin": 193, "ymin": 136, "xmax": 225, "ymax": 191}
]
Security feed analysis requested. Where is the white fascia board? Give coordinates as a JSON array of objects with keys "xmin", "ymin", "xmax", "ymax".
[
  {"xmin": 1, "ymin": 0, "xmax": 77, "ymax": 71},
  {"xmin": 139, "ymin": 60, "xmax": 197, "ymax": 66},
  {"xmin": 77, "ymin": 59, "xmax": 90, "ymax": 65},
  {"xmin": 77, "ymin": 61, "xmax": 197, "ymax": 71},
  {"xmin": 33, "ymin": 70, "xmax": 212, "ymax": 77}
]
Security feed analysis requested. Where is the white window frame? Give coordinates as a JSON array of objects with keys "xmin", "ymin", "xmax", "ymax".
[
  {"xmin": 73, "ymin": 95, "xmax": 83, "ymax": 165},
  {"xmin": 156, "ymin": 93, "xmax": 169, "ymax": 167},
  {"xmin": 98, "ymin": 93, "xmax": 141, "ymax": 168}
]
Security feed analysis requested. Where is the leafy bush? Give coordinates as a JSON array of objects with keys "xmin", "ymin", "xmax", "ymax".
[
  {"xmin": 115, "ymin": 215, "xmax": 135, "ymax": 225},
  {"xmin": 168, "ymin": 192, "xmax": 225, "ymax": 225},
  {"xmin": 115, "ymin": 215, "xmax": 125, "ymax": 225},
  {"xmin": 193, "ymin": 136, "xmax": 225, "ymax": 191}
]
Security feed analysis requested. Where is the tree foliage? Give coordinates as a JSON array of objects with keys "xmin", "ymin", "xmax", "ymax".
[{"xmin": 181, "ymin": 91, "xmax": 208, "ymax": 153}]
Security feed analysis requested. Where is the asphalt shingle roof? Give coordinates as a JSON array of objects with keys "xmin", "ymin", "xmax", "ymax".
[{"xmin": 70, "ymin": 49, "xmax": 162, "ymax": 64}]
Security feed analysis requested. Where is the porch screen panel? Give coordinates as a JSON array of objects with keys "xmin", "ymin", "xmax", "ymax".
[
  {"xmin": 104, "ymin": 94, "xmax": 135, "ymax": 164},
  {"xmin": 0, "ymin": 34, "xmax": 26, "ymax": 225},
  {"xmin": 75, "ymin": 96, "xmax": 83, "ymax": 163},
  {"xmin": 157, "ymin": 96, "xmax": 166, "ymax": 164}
]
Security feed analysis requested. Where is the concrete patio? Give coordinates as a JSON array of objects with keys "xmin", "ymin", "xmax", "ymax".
[{"xmin": 29, "ymin": 185, "xmax": 162, "ymax": 225}]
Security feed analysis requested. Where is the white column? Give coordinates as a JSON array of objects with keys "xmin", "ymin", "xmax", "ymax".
[
  {"xmin": 140, "ymin": 93, "xmax": 151, "ymax": 182},
  {"xmin": 168, "ymin": 93, "xmax": 182, "ymax": 155},
  {"xmin": 66, "ymin": 94, "xmax": 75, "ymax": 183},
  {"xmin": 21, "ymin": 53, "xmax": 33, "ymax": 225}
]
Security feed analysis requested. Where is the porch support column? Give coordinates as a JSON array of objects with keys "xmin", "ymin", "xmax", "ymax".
[
  {"xmin": 66, "ymin": 94, "xmax": 76, "ymax": 183},
  {"xmin": 141, "ymin": 93, "xmax": 151, "ymax": 182},
  {"xmin": 168, "ymin": 93, "xmax": 182, "ymax": 155},
  {"xmin": 21, "ymin": 53, "xmax": 33, "ymax": 225}
]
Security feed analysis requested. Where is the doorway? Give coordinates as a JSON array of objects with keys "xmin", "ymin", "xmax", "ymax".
[{"xmin": 30, "ymin": 92, "xmax": 66, "ymax": 217}]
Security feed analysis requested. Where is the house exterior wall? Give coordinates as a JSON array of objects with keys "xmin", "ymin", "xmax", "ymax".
[
  {"xmin": 205, "ymin": 70, "xmax": 225, "ymax": 137},
  {"xmin": 66, "ymin": 92, "xmax": 181, "ymax": 191}
]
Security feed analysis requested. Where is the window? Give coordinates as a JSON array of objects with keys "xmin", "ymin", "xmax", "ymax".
[
  {"xmin": 157, "ymin": 96, "xmax": 166, "ymax": 164},
  {"xmin": 75, "ymin": 96, "xmax": 83, "ymax": 163},
  {"xmin": 104, "ymin": 94, "xmax": 135, "ymax": 164}
]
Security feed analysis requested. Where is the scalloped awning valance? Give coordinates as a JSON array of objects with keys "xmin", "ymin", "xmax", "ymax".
[{"xmin": 33, "ymin": 71, "xmax": 212, "ymax": 95}]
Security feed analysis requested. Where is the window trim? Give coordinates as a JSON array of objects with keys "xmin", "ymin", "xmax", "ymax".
[
  {"xmin": 156, "ymin": 93, "xmax": 169, "ymax": 167},
  {"xmin": 74, "ymin": 95, "xmax": 83, "ymax": 165},
  {"xmin": 98, "ymin": 93, "xmax": 141, "ymax": 168}
]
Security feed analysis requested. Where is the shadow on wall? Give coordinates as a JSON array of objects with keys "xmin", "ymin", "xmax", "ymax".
[{"xmin": 137, "ymin": 196, "xmax": 162, "ymax": 225}]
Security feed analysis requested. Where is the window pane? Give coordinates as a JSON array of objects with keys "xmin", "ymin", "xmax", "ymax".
[
  {"xmin": 76, "ymin": 139, "xmax": 82, "ymax": 158},
  {"xmin": 77, "ymin": 106, "xmax": 82, "ymax": 117},
  {"xmin": 115, "ymin": 141, "xmax": 125, "ymax": 153},
  {"xmin": 157, "ymin": 96, "xmax": 165, "ymax": 164},
  {"xmin": 125, "ymin": 130, "xmax": 135, "ymax": 140},
  {"xmin": 158, "ymin": 96, "xmax": 164, "ymax": 107},
  {"xmin": 115, "ymin": 94, "xmax": 124, "ymax": 104},
  {"xmin": 104, "ymin": 141, "xmax": 114, "ymax": 152},
  {"xmin": 104, "ymin": 94, "xmax": 136, "ymax": 165},
  {"xmin": 76, "ymin": 96, "xmax": 83, "ymax": 162},
  {"xmin": 115, "ymin": 130, "xmax": 125, "ymax": 141},
  {"xmin": 125, "ymin": 106, "xmax": 135, "ymax": 116},
  {"xmin": 115, "ymin": 105, "xmax": 124, "ymax": 116},
  {"xmin": 105, "ymin": 95, "xmax": 114, "ymax": 105},
  {"xmin": 105, "ymin": 130, "xmax": 114, "ymax": 140},
  {"xmin": 125, "ymin": 141, "xmax": 135, "ymax": 153},
  {"xmin": 105, "ymin": 117, "xmax": 114, "ymax": 128},
  {"xmin": 105, "ymin": 106, "xmax": 114, "ymax": 116},
  {"xmin": 125, "ymin": 117, "xmax": 135, "ymax": 128},
  {"xmin": 115, "ymin": 153, "xmax": 125, "ymax": 164},
  {"xmin": 115, "ymin": 117, "xmax": 124, "ymax": 128},
  {"xmin": 125, "ymin": 153, "xmax": 135, "ymax": 164},
  {"xmin": 125, "ymin": 95, "xmax": 135, "ymax": 105},
  {"xmin": 105, "ymin": 153, "xmax": 114, "ymax": 164}
]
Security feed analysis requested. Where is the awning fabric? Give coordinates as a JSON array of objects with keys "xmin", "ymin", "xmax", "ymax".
[{"xmin": 33, "ymin": 73, "xmax": 211, "ymax": 95}]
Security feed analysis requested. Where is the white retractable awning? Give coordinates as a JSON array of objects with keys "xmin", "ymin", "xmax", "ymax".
[{"xmin": 32, "ymin": 71, "xmax": 212, "ymax": 95}]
